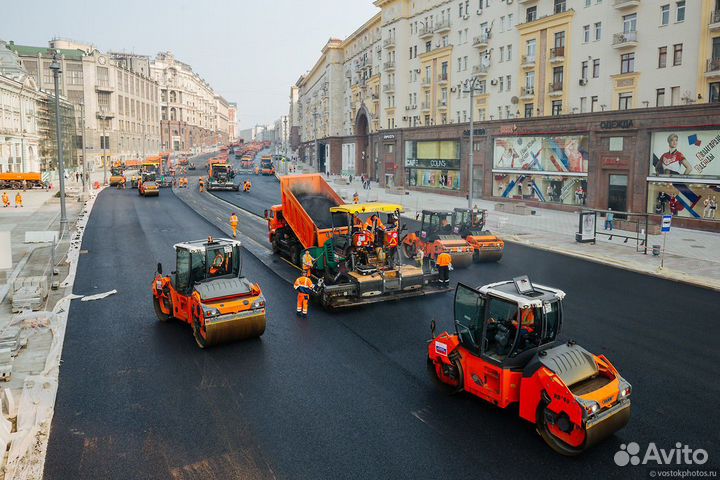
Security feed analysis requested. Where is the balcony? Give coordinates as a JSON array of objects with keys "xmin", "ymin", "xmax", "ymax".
[
  {"xmin": 706, "ymin": 58, "xmax": 720, "ymax": 78},
  {"xmin": 549, "ymin": 46, "xmax": 565, "ymax": 63},
  {"xmin": 520, "ymin": 87, "xmax": 535, "ymax": 100},
  {"xmin": 383, "ymin": 37, "xmax": 396, "ymax": 48},
  {"xmin": 437, "ymin": 73, "xmax": 449, "ymax": 85},
  {"xmin": 96, "ymin": 110, "xmax": 115, "ymax": 119},
  {"xmin": 384, "ymin": 60, "xmax": 396, "ymax": 71},
  {"xmin": 383, "ymin": 83, "xmax": 395, "ymax": 93},
  {"xmin": 548, "ymin": 81, "xmax": 563, "ymax": 96},
  {"xmin": 517, "ymin": 0, "xmax": 534, "ymax": 3},
  {"xmin": 472, "ymin": 34, "xmax": 490, "ymax": 49},
  {"xmin": 419, "ymin": 25, "xmax": 434, "ymax": 39},
  {"xmin": 435, "ymin": 18, "xmax": 451, "ymax": 34},
  {"xmin": 472, "ymin": 64, "xmax": 489, "ymax": 77},
  {"xmin": 710, "ymin": 11, "xmax": 720, "ymax": 30},
  {"xmin": 520, "ymin": 55, "xmax": 536, "ymax": 69},
  {"xmin": 421, "ymin": 102, "xmax": 431, "ymax": 112},
  {"xmin": 95, "ymin": 80, "xmax": 114, "ymax": 92},
  {"xmin": 613, "ymin": 0, "xmax": 640, "ymax": 9},
  {"xmin": 422, "ymin": 77, "xmax": 432, "ymax": 88},
  {"xmin": 612, "ymin": 31, "xmax": 638, "ymax": 49},
  {"xmin": 437, "ymin": 99, "xmax": 448, "ymax": 110}
]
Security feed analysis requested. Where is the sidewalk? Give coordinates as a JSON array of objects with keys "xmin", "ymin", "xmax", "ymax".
[{"xmin": 288, "ymin": 162, "xmax": 720, "ymax": 291}]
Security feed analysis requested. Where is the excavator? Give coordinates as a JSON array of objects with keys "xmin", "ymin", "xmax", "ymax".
[
  {"xmin": 427, "ymin": 277, "xmax": 631, "ymax": 455},
  {"xmin": 451, "ymin": 208, "xmax": 504, "ymax": 262},
  {"xmin": 152, "ymin": 237, "xmax": 266, "ymax": 348},
  {"xmin": 401, "ymin": 210, "xmax": 474, "ymax": 268}
]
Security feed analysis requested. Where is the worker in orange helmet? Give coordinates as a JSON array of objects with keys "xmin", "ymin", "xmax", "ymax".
[
  {"xmin": 230, "ymin": 212, "xmax": 239, "ymax": 238},
  {"xmin": 1, "ymin": 192, "xmax": 9, "ymax": 208},
  {"xmin": 436, "ymin": 251, "xmax": 453, "ymax": 285},
  {"xmin": 243, "ymin": 179, "xmax": 252, "ymax": 192},
  {"xmin": 294, "ymin": 271, "xmax": 315, "ymax": 318},
  {"xmin": 14, "ymin": 191, "xmax": 23, "ymax": 208}
]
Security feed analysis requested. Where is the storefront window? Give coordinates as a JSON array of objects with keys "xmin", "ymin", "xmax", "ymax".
[
  {"xmin": 493, "ymin": 174, "xmax": 587, "ymax": 205},
  {"xmin": 404, "ymin": 140, "xmax": 461, "ymax": 190}
]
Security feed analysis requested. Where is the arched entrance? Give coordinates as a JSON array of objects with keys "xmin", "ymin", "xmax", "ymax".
[{"xmin": 355, "ymin": 109, "xmax": 369, "ymax": 178}]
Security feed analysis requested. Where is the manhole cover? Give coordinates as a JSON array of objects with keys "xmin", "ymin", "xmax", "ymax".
[
  {"xmin": 689, "ymin": 245, "xmax": 705, "ymax": 249},
  {"xmin": 79, "ymin": 249, "xmax": 89, "ymax": 254}
]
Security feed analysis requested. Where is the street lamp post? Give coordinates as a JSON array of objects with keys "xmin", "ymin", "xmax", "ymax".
[
  {"xmin": 49, "ymin": 52, "xmax": 68, "ymax": 233},
  {"xmin": 462, "ymin": 76, "xmax": 484, "ymax": 210},
  {"xmin": 80, "ymin": 101, "xmax": 88, "ymax": 193},
  {"xmin": 101, "ymin": 115, "xmax": 108, "ymax": 185}
]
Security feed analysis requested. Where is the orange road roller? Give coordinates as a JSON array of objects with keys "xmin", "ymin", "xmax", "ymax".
[
  {"xmin": 152, "ymin": 237, "xmax": 266, "ymax": 348},
  {"xmin": 427, "ymin": 276, "xmax": 631, "ymax": 455}
]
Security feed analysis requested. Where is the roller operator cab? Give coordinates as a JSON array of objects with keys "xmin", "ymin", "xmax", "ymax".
[
  {"xmin": 401, "ymin": 210, "xmax": 474, "ymax": 268},
  {"xmin": 152, "ymin": 237, "xmax": 266, "ymax": 348},
  {"xmin": 138, "ymin": 172, "xmax": 159, "ymax": 197},
  {"xmin": 427, "ymin": 277, "xmax": 631, "ymax": 455},
  {"xmin": 452, "ymin": 208, "xmax": 505, "ymax": 262}
]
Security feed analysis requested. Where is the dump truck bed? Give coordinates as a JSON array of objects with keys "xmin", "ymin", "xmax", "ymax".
[{"xmin": 280, "ymin": 174, "xmax": 344, "ymax": 249}]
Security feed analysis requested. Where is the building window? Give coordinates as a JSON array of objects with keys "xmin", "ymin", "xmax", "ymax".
[
  {"xmin": 526, "ymin": 6, "xmax": 537, "ymax": 22},
  {"xmin": 583, "ymin": 25, "xmax": 590, "ymax": 43},
  {"xmin": 524, "ymin": 103, "xmax": 534, "ymax": 118},
  {"xmin": 551, "ymin": 100, "xmax": 562, "ymax": 116},
  {"xmin": 554, "ymin": 0, "xmax": 567, "ymax": 14},
  {"xmin": 506, "ymin": 75, "xmax": 511, "ymax": 91},
  {"xmin": 581, "ymin": 61, "xmax": 588, "ymax": 79},
  {"xmin": 676, "ymin": 1, "xmax": 685, "ymax": 22},
  {"xmin": 658, "ymin": 46, "xmax": 667, "ymax": 68},
  {"xmin": 618, "ymin": 93, "xmax": 632, "ymax": 110},
  {"xmin": 594, "ymin": 22, "xmax": 602, "ymax": 40},
  {"xmin": 97, "ymin": 92, "xmax": 110, "ymax": 110},
  {"xmin": 656, "ymin": 88, "xmax": 666, "ymax": 107},
  {"xmin": 552, "ymin": 66, "xmax": 564, "ymax": 85},
  {"xmin": 673, "ymin": 44, "xmax": 683, "ymax": 66},
  {"xmin": 623, "ymin": 13, "xmax": 637, "ymax": 33},
  {"xmin": 709, "ymin": 82, "xmax": 720, "ymax": 103},
  {"xmin": 661, "ymin": 4, "xmax": 670, "ymax": 25},
  {"xmin": 591, "ymin": 95, "xmax": 599, "ymax": 112},
  {"xmin": 620, "ymin": 53, "xmax": 635, "ymax": 74},
  {"xmin": 580, "ymin": 97, "xmax": 587, "ymax": 112},
  {"xmin": 507, "ymin": 45, "xmax": 512, "ymax": 61},
  {"xmin": 592, "ymin": 59, "xmax": 600, "ymax": 78},
  {"xmin": 554, "ymin": 31, "xmax": 566, "ymax": 48},
  {"xmin": 499, "ymin": 46, "xmax": 505, "ymax": 62},
  {"xmin": 527, "ymin": 39, "xmax": 536, "ymax": 58}
]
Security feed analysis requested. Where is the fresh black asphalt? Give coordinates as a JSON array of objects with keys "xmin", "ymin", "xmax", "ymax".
[{"xmin": 44, "ymin": 152, "xmax": 720, "ymax": 479}]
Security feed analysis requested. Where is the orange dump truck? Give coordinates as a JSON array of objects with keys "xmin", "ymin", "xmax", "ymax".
[{"xmin": 0, "ymin": 172, "xmax": 43, "ymax": 189}]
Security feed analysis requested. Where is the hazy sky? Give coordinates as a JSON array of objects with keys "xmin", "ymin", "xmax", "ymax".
[{"xmin": 3, "ymin": 0, "xmax": 379, "ymax": 129}]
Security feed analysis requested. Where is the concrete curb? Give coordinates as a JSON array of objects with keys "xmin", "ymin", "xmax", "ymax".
[{"xmin": 503, "ymin": 235, "xmax": 720, "ymax": 293}]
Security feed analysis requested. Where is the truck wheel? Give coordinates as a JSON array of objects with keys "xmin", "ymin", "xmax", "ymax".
[
  {"xmin": 271, "ymin": 235, "xmax": 280, "ymax": 254},
  {"xmin": 153, "ymin": 294, "xmax": 172, "ymax": 322},
  {"xmin": 288, "ymin": 244, "xmax": 301, "ymax": 267},
  {"xmin": 537, "ymin": 403, "xmax": 585, "ymax": 456}
]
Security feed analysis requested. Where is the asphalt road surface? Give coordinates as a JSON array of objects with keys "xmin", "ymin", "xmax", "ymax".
[{"xmin": 44, "ymin": 155, "xmax": 719, "ymax": 479}]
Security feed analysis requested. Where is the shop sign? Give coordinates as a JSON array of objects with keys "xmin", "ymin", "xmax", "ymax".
[
  {"xmin": 405, "ymin": 158, "xmax": 460, "ymax": 169},
  {"xmin": 383, "ymin": 134, "xmax": 396, "ymax": 140},
  {"xmin": 600, "ymin": 120, "xmax": 634, "ymax": 129},
  {"xmin": 601, "ymin": 155, "xmax": 630, "ymax": 169},
  {"xmin": 500, "ymin": 124, "xmax": 518, "ymax": 135},
  {"xmin": 462, "ymin": 128, "xmax": 486, "ymax": 137}
]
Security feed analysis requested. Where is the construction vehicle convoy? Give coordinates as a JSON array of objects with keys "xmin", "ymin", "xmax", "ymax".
[
  {"xmin": 152, "ymin": 237, "xmax": 266, "ymax": 348},
  {"xmin": 237, "ymin": 156, "xmax": 255, "ymax": 175},
  {"xmin": 207, "ymin": 161, "xmax": 238, "ymax": 191},
  {"xmin": 265, "ymin": 174, "xmax": 447, "ymax": 308},
  {"xmin": 452, "ymin": 208, "xmax": 505, "ymax": 262},
  {"xmin": 427, "ymin": 277, "xmax": 631, "ymax": 455},
  {"xmin": 401, "ymin": 210, "xmax": 474, "ymax": 268},
  {"xmin": 260, "ymin": 155, "xmax": 275, "ymax": 176}
]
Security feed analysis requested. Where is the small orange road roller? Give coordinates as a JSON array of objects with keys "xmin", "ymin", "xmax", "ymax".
[
  {"xmin": 152, "ymin": 237, "xmax": 266, "ymax": 348},
  {"xmin": 427, "ymin": 276, "xmax": 631, "ymax": 455}
]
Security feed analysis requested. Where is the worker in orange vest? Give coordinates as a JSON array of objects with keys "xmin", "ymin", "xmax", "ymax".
[
  {"xmin": 1, "ymin": 192, "xmax": 9, "ymax": 208},
  {"xmin": 230, "ymin": 213, "xmax": 239, "ymax": 238},
  {"xmin": 294, "ymin": 272, "xmax": 315, "ymax": 318},
  {"xmin": 243, "ymin": 180, "xmax": 252, "ymax": 192},
  {"xmin": 14, "ymin": 192, "xmax": 23, "ymax": 208},
  {"xmin": 302, "ymin": 250, "xmax": 314, "ymax": 275},
  {"xmin": 199, "ymin": 177, "xmax": 205, "ymax": 192},
  {"xmin": 436, "ymin": 251, "xmax": 452, "ymax": 285},
  {"xmin": 353, "ymin": 192, "xmax": 359, "ymax": 204}
]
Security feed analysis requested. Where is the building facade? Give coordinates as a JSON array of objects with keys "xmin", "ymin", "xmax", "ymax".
[
  {"xmin": 9, "ymin": 39, "xmax": 162, "ymax": 170},
  {"xmin": 228, "ymin": 102, "xmax": 238, "ymax": 141},
  {"xmin": 292, "ymin": 0, "xmax": 720, "ymax": 230}
]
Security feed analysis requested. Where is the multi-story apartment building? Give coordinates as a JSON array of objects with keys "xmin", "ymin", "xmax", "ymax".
[
  {"xmin": 9, "ymin": 39, "xmax": 161, "ymax": 169},
  {"xmin": 292, "ymin": 0, "xmax": 720, "ymax": 231},
  {"xmin": 228, "ymin": 102, "xmax": 238, "ymax": 142},
  {"xmin": 151, "ymin": 52, "xmax": 228, "ymax": 152}
]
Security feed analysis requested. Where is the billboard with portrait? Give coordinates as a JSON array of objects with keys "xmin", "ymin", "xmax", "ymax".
[
  {"xmin": 493, "ymin": 136, "xmax": 589, "ymax": 173},
  {"xmin": 650, "ymin": 130, "xmax": 720, "ymax": 178}
]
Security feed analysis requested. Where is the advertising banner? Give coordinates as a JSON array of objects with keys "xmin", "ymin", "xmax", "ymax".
[
  {"xmin": 493, "ymin": 136, "xmax": 589, "ymax": 173},
  {"xmin": 650, "ymin": 130, "xmax": 720, "ymax": 177},
  {"xmin": 405, "ymin": 141, "xmax": 460, "ymax": 169}
]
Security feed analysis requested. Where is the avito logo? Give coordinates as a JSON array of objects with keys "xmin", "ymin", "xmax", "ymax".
[{"xmin": 614, "ymin": 442, "xmax": 709, "ymax": 467}]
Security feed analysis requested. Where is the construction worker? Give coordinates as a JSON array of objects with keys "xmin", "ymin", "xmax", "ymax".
[
  {"xmin": 302, "ymin": 249, "xmax": 314, "ymax": 275},
  {"xmin": 14, "ymin": 191, "xmax": 23, "ymax": 208},
  {"xmin": 199, "ymin": 176, "xmax": 205, "ymax": 192},
  {"xmin": 436, "ymin": 251, "xmax": 452, "ymax": 285},
  {"xmin": 243, "ymin": 179, "xmax": 252, "ymax": 192},
  {"xmin": 294, "ymin": 272, "xmax": 315, "ymax": 318},
  {"xmin": 364, "ymin": 214, "xmax": 385, "ymax": 233},
  {"xmin": 353, "ymin": 192, "xmax": 360, "ymax": 204},
  {"xmin": 2, "ymin": 192, "xmax": 9, "ymax": 208},
  {"xmin": 230, "ymin": 212, "xmax": 239, "ymax": 238}
]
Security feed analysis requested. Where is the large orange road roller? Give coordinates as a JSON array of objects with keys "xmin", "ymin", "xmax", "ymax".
[
  {"xmin": 152, "ymin": 237, "xmax": 266, "ymax": 348},
  {"xmin": 427, "ymin": 276, "xmax": 631, "ymax": 455},
  {"xmin": 401, "ymin": 210, "xmax": 474, "ymax": 268}
]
